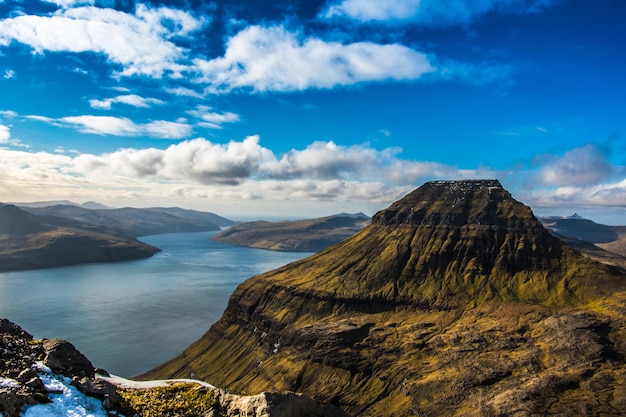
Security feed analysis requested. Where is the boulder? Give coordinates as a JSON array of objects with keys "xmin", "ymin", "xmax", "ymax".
[{"xmin": 42, "ymin": 339, "xmax": 95, "ymax": 378}]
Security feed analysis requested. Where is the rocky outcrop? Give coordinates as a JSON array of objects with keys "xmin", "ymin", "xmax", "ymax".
[
  {"xmin": 1, "ymin": 318, "xmax": 347, "ymax": 417},
  {"xmin": 145, "ymin": 180, "xmax": 626, "ymax": 416}
]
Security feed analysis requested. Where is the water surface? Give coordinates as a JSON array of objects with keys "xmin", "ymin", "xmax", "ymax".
[{"xmin": 0, "ymin": 232, "xmax": 311, "ymax": 377}]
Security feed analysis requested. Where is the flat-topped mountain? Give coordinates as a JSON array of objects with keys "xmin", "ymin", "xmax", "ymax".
[
  {"xmin": 0, "ymin": 204, "xmax": 159, "ymax": 272},
  {"xmin": 211, "ymin": 213, "xmax": 370, "ymax": 252},
  {"xmin": 21, "ymin": 205, "xmax": 234, "ymax": 237},
  {"xmin": 145, "ymin": 180, "xmax": 626, "ymax": 416}
]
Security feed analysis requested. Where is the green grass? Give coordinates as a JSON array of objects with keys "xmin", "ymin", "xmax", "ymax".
[{"xmin": 118, "ymin": 383, "xmax": 217, "ymax": 417}]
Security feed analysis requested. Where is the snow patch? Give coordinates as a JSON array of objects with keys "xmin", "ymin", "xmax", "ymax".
[
  {"xmin": 22, "ymin": 363, "xmax": 110, "ymax": 417},
  {"xmin": 0, "ymin": 377, "xmax": 18, "ymax": 388}
]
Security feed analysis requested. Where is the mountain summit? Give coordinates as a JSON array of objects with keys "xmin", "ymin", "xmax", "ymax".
[{"xmin": 145, "ymin": 180, "xmax": 626, "ymax": 416}]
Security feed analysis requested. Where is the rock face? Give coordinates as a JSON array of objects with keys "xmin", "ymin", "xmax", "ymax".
[{"xmin": 144, "ymin": 180, "xmax": 626, "ymax": 416}]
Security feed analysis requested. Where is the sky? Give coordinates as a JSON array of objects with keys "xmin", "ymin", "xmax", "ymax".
[{"xmin": 0, "ymin": 0, "xmax": 624, "ymax": 223}]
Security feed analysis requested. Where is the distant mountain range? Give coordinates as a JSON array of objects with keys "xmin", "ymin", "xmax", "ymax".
[
  {"xmin": 145, "ymin": 180, "xmax": 626, "ymax": 416},
  {"xmin": 211, "ymin": 212, "xmax": 370, "ymax": 252},
  {"xmin": 0, "ymin": 201, "xmax": 236, "ymax": 271},
  {"xmin": 540, "ymin": 215, "xmax": 626, "ymax": 270},
  {"xmin": 21, "ymin": 204, "xmax": 235, "ymax": 237},
  {"xmin": 0, "ymin": 204, "xmax": 159, "ymax": 272}
]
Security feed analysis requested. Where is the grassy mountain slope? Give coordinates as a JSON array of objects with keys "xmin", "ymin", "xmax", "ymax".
[
  {"xmin": 211, "ymin": 213, "xmax": 370, "ymax": 252},
  {"xmin": 144, "ymin": 180, "xmax": 626, "ymax": 416},
  {"xmin": 0, "ymin": 204, "xmax": 159, "ymax": 272}
]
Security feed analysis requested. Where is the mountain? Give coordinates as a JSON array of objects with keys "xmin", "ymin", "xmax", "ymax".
[
  {"xmin": 540, "ymin": 215, "xmax": 626, "ymax": 270},
  {"xmin": 211, "ymin": 213, "xmax": 370, "ymax": 252},
  {"xmin": 144, "ymin": 180, "xmax": 626, "ymax": 417},
  {"xmin": 0, "ymin": 204, "xmax": 159, "ymax": 272},
  {"xmin": 21, "ymin": 205, "xmax": 235, "ymax": 237}
]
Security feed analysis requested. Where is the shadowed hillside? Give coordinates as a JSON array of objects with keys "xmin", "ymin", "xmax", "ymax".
[
  {"xmin": 144, "ymin": 180, "xmax": 626, "ymax": 417},
  {"xmin": 0, "ymin": 204, "xmax": 159, "ymax": 272}
]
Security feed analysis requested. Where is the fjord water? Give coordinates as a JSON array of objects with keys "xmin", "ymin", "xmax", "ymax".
[{"xmin": 0, "ymin": 232, "xmax": 311, "ymax": 377}]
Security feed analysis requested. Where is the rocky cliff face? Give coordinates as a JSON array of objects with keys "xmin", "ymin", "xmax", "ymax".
[{"xmin": 145, "ymin": 180, "xmax": 626, "ymax": 416}]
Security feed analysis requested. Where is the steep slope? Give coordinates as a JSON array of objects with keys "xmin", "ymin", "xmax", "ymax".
[
  {"xmin": 144, "ymin": 180, "xmax": 626, "ymax": 417},
  {"xmin": 212, "ymin": 213, "xmax": 370, "ymax": 252},
  {"xmin": 22, "ymin": 205, "xmax": 234, "ymax": 237},
  {"xmin": 0, "ymin": 204, "xmax": 159, "ymax": 272}
]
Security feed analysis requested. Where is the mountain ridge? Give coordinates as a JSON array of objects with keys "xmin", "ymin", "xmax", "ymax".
[{"xmin": 144, "ymin": 179, "xmax": 626, "ymax": 416}]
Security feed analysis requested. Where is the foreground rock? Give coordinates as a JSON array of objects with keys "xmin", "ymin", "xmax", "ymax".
[
  {"xmin": 0, "ymin": 318, "xmax": 346, "ymax": 417},
  {"xmin": 0, "ymin": 204, "xmax": 159, "ymax": 272},
  {"xmin": 145, "ymin": 180, "xmax": 626, "ymax": 416}
]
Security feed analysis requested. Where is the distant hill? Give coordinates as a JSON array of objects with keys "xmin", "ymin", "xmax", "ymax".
[
  {"xmin": 0, "ymin": 204, "xmax": 159, "ymax": 272},
  {"xmin": 145, "ymin": 180, "xmax": 626, "ymax": 416},
  {"xmin": 21, "ymin": 205, "xmax": 235, "ymax": 237},
  {"xmin": 211, "ymin": 213, "xmax": 370, "ymax": 252},
  {"xmin": 540, "ymin": 215, "xmax": 626, "ymax": 270}
]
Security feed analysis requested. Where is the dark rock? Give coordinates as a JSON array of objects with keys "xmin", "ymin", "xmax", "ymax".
[
  {"xmin": 42, "ymin": 339, "xmax": 95, "ymax": 378},
  {"xmin": 0, "ymin": 319, "xmax": 32, "ymax": 340},
  {"xmin": 72, "ymin": 377, "xmax": 122, "ymax": 410}
]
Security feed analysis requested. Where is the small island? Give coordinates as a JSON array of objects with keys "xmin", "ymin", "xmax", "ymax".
[{"xmin": 211, "ymin": 213, "xmax": 370, "ymax": 252}]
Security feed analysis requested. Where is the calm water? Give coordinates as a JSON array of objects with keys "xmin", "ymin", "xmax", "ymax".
[{"xmin": 0, "ymin": 232, "xmax": 311, "ymax": 377}]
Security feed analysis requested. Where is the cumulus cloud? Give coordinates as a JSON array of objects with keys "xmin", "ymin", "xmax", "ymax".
[
  {"xmin": 0, "ymin": 4, "xmax": 204, "ymax": 77},
  {"xmin": 538, "ymin": 144, "xmax": 615, "ymax": 187},
  {"xmin": 187, "ymin": 106, "xmax": 241, "ymax": 129},
  {"xmin": 75, "ymin": 135, "xmax": 270, "ymax": 185},
  {"xmin": 521, "ymin": 180, "xmax": 626, "ymax": 210},
  {"xmin": 193, "ymin": 25, "xmax": 434, "ymax": 93},
  {"xmin": 89, "ymin": 94, "xmax": 164, "ymax": 110},
  {"xmin": 0, "ymin": 124, "xmax": 10, "ymax": 143},
  {"xmin": 264, "ymin": 141, "xmax": 385, "ymax": 180},
  {"xmin": 322, "ymin": 0, "xmax": 565, "ymax": 25}
]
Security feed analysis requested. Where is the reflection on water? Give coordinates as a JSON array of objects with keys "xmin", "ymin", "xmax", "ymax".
[{"xmin": 0, "ymin": 232, "xmax": 311, "ymax": 377}]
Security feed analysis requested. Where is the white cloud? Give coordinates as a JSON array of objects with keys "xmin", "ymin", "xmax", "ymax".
[
  {"xmin": 89, "ymin": 94, "xmax": 165, "ymax": 110},
  {"xmin": 31, "ymin": 114, "xmax": 192, "ymax": 139},
  {"xmin": 322, "ymin": 0, "xmax": 565, "ymax": 25},
  {"xmin": 193, "ymin": 25, "xmax": 434, "ymax": 93},
  {"xmin": 3, "ymin": 68, "xmax": 14, "ymax": 79},
  {"xmin": 0, "ymin": 123, "xmax": 28, "ymax": 148},
  {"xmin": 0, "ymin": 4, "xmax": 205, "ymax": 78},
  {"xmin": 42, "ymin": 0, "xmax": 95, "ymax": 7},
  {"xmin": 0, "ymin": 136, "xmax": 624, "ymax": 221},
  {"xmin": 187, "ymin": 106, "xmax": 240, "ymax": 129},
  {"xmin": 75, "ymin": 135, "xmax": 270, "ymax": 185},
  {"xmin": 538, "ymin": 144, "xmax": 615, "ymax": 187},
  {"xmin": 0, "ymin": 124, "xmax": 10, "ymax": 143},
  {"xmin": 165, "ymin": 87, "xmax": 204, "ymax": 98}
]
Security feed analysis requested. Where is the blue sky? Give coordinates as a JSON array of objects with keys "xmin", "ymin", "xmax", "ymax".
[{"xmin": 0, "ymin": 0, "xmax": 624, "ymax": 223}]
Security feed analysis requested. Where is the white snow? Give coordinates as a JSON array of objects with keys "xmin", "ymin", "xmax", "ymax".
[
  {"xmin": 0, "ymin": 377, "xmax": 18, "ymax": 388},
  {"xmin": 22, "ymin": 363, "xmax": 110, "ymax": 417},
  {"xmin": 100, "ymin": 373, "xmax": 215, "ymax": 390}
]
